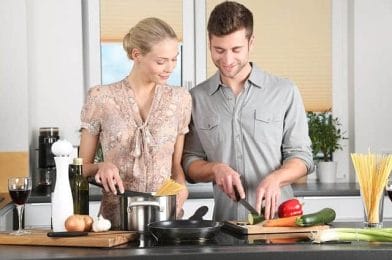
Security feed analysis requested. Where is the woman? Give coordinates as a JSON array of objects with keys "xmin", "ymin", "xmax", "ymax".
[{"xmin": 79, "ymin": 17, "xmax": 191, "ymax": 228}]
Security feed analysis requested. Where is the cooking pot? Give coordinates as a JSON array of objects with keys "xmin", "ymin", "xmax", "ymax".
[
  {"xmin": 120, "ymin": 193, "xmax": 176, "ymax": 232},
  {"xmin": 88, "ymin": 178, "xmax": 176, "ymax": 232}
]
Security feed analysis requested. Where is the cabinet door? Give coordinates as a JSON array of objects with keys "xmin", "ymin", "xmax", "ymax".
[
  {"xmin": 0, "ymin": 204, "xmax": 14, "ymax": 231},
  {"xmin": 89, "ymin": 201, "xmax": 101, "ymax": 219},
  {"xmin": 24, "ymin": 201, "xmax": 103, "ymax": 229},
  {"xmin": 183, "ymin": 199, "xmax": 215, "ymax": 220},
  {"xmin": 25, "ymin": 203, "xmax": 51, "ymax": 228}
]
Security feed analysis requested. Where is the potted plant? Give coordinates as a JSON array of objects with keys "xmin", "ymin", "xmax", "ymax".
[{"xmin": 307, "ymin": 110, "xmax": 345, "ymax": 183}]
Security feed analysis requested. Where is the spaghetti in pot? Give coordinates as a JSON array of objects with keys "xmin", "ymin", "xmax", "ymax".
[
  {"xmin": 155, "ymin": 179, "xmax": 185, "ymax": 196},
  {"xmin": 351, "ymin": 153, "xmax": 392, "ymax": 225}
]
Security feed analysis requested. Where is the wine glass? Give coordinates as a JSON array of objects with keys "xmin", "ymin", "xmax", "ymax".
[{"xmin": 8, "ymin": 177, "xmax": 32, "ymax": 235}]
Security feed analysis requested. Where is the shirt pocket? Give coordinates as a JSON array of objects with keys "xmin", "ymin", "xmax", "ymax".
[
  {"xmin": 254, "ymin": 110, "xmax": 283, "ymax": 145},
  {"xmin": 196, "ymin": 115, "xmax": 221, "ymax": 154}
]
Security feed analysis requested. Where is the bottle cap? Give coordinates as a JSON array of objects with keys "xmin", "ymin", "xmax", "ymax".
[{"xmin": 73, "ymin": 158, "xmax": 83, "ymax": 165}]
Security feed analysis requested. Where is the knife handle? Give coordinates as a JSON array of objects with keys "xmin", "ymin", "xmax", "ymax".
[
  {"xmin": 47, "ymin": 231, "xmax": 88, "ymax": 237},
  {"xmin": 233, "ymin": 185, "xmax": 241, "ymax": 202}
]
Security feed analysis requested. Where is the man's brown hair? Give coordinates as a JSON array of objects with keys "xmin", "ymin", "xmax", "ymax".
[{"xmin": 207, "ymin": 1, "xmax": 253, "ymax": 40}]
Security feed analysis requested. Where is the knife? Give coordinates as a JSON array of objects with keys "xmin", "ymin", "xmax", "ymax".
[
  {"xmin": 47, "ymin": 231, "xmax": 88, "ymax": 237},
  {"xmin": 233, "ymin": 186, "xmax": 259, "ymax": 215}
]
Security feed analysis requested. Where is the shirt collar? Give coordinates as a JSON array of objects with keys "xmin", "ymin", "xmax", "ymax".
[{"xmin": 207, "ymin": 62, "xmax": 267, "ymax": 96}]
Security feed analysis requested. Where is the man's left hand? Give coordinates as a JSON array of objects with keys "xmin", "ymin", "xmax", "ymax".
[{"xmin": 255, "ymin": 172, "xmax": 281, "ymax": 219}]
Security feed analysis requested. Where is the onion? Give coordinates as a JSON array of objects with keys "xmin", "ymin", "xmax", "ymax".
[{"xmin": 65, "ymin": 214, "xmax": 94, "ymax": 232}]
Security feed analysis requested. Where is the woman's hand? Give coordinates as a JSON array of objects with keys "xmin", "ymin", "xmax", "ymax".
[
  {"xmin": 95, "ymin": 162, "xmax": 124, "ymax": 194},
  {"xmin": 176, "ymin": 186, "xmax": 189, "ymax": 219}
]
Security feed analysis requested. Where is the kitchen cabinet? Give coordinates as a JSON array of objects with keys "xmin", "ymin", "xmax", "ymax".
[
  {"xmin": 183, "ymin": 198, "xmax": 214, "ymax": 220},
  {"xmin": 0, "ymin": 204, "xmax": 14, "ymax": 232},
  {"xmin": 24, "ymin": 201, "xmax": 101, "ymax": 229}
]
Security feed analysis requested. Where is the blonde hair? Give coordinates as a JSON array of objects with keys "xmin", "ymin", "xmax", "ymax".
[{"xmin": 123, "ymin": 17, "xmax": 178, "ymax": 60}]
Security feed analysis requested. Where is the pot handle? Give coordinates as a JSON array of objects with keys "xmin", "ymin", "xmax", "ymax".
[{"xmin": 128, "ymin": 201, "xmax": 160, "ymax": 209}]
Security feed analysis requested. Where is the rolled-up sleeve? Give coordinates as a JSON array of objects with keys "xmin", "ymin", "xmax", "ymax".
[
  {"xmin": 182, "ymin": 116, "xmax": 207, "ymax": 182},
  {"xmin": 281, "ymin": 85, "xmax": 314, "ymax": 173},
  {"xmin": 80, "ymin": 86, "xmax": 102, "ymax": 136}
]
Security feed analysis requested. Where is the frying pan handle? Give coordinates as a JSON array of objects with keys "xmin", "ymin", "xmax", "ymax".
[
  {"xmin": 88, "ymin": 176, "xmax": 154, "ymax": 198},
  {"xmin": 188, "ymin": 206, "xmax": 209, "ymax": 221}
]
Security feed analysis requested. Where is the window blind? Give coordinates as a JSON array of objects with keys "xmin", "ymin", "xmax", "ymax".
[
  {"xmin": 100, "ymin": 0, "xmax": 183, "ymax": 42},
  {"xmin": 206, "ymin": 0, "xmax": 332, "ymax": 112}
]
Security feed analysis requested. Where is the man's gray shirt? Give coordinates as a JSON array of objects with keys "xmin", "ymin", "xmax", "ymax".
[{"xmin": 182, "ymin": 64, "xmax": 314, "ymax": 221}]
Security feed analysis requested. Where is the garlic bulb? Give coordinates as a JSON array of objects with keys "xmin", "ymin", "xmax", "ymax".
[{"xmin": 92, "ymin": 215, "xmax": 111, "ymax": 232}]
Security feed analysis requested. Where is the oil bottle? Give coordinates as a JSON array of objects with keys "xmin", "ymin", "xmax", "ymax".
[{"xmin": 70, "ymin": 158, "xmax": 89, "ymax": 215}]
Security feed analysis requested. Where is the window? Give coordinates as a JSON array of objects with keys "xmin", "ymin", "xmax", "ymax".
[
  {"xmin": 96, "ymin": 0, "xmax": 332, "ymax": 111},
  {"xmin": 100, "ymin": 0, "xmax": 183, "ymax": 86},
  {"xmin": 206, "ymin": 0, "xmax": 332, "ymax": 112}
]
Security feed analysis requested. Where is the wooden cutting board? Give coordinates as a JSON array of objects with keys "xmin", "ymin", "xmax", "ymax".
[
  {"xmin": 0, "ymin": 230, "xmax": 138, "ymax": 248},
  {"xmin": 223, "ymin": 220, "xmax": 330, "ymax": 235}
]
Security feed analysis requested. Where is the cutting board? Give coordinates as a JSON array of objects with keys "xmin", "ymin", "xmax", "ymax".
[
  {"xmin": 0, "ymin": 230, "xmax": 138, "ymax": 248},
  {"xmin": 223, "ymin": 220, "xmax": 330, "ymax": 235}
]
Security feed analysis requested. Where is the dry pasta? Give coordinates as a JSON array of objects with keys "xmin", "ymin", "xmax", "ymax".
[
  {"xmin": 155, "ymin": 179, "xmax": 185, "ymax": 196},
  {"xmin": 351, "ymin": 153, "xmax": 392, "ymax": 225}
]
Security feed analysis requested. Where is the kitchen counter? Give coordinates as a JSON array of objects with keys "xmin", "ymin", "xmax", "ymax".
[
  {"xmin": 25, "ymin": 182, "xmax": 361, "ymax": 204},
  {"xmin": 0, "ymin": 222, "xmax": 392, "ymax": 260}
]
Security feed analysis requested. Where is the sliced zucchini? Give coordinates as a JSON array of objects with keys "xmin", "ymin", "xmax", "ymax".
[{"xmin": 248, "ymin": 213, "xmax": 264, "ymax": 225}]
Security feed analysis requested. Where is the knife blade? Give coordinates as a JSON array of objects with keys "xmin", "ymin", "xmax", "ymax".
[{"xmin": 233, "ymin": 186, "xmax": 259, "ymax": 215}]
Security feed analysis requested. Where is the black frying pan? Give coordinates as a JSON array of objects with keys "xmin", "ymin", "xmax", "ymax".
[{"xmin": 148, "ymin": 206, "xmax": 222, "ymax": 242}]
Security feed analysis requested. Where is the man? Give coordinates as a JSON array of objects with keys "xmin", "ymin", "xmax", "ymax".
[{"xmin": 182, "ymin": 1, "xmax": 314, "ymax": 221}]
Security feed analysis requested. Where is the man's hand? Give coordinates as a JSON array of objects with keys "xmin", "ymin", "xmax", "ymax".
[
  {"xmin": 95, "ymin": 162, "xmax": 124, "ymax": 195},
  {"xmin": 212, "ymin": 163, "xmax": 245, "ymax": 200},
  {"xmin": 255, "ymin": 172, "xmax": 281, "ymax": 219}
]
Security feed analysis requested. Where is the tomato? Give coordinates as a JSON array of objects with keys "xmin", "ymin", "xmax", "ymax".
[{"xmin": 278, "ymin": 198, "xmax": 303, "ymax": 218}]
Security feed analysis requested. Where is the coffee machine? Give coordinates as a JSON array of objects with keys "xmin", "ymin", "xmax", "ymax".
[{"xmin": 34, "ymin": 127, "xmax": 59, "ymax": 195}]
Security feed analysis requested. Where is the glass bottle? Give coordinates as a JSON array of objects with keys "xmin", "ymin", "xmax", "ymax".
[{"xmin": 70, "ymin": 158, "xmax": 89, "ymax": 215}]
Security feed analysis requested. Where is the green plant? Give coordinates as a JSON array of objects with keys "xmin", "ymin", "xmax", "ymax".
[{"xmin": 307, "ymin": 110, "xmax": 345, "ymax": 162}]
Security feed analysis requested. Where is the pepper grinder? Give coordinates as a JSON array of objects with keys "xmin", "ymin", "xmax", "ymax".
[{"xmin": 51, "ymin": 139, "xmax": 74, "ymax": 232}]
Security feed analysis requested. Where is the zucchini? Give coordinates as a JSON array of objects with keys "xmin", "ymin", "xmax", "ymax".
[
  {"xmin": 248, "ymin": 213, "xmax": 265, "ymax": 225},
  {"xmin": 296, "ymin": 208, "xmax": 336, "ymax": 227}
]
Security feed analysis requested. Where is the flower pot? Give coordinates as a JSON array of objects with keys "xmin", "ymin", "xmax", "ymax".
[{"xmin": 317, "ymin": 161, "xmax": 337, "ymax": 183}]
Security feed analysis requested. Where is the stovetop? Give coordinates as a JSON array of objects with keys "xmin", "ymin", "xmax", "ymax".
[{"xmin": 114, "ymin": 229, "xmax": 316, "ymax": 249}]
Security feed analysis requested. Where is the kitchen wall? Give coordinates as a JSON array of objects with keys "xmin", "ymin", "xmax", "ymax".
[
  {"xmin": 0, "ymin": 0, "xmax": 84, "ymax": 192},
  {"xmin": 352, "ymin": 0, "xmax": 392, "ymax": 155},
  {"xmin": 0, "ymin": 0, "xmax": 29, "ymax": 191},
  {"xmin": 0, "ymin": 0, "xmax": 392, "ymax": 191}
]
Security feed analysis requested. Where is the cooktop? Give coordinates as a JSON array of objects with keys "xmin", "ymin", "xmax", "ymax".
[{"xmin": 113, "ymin": 229, "xmax": 319, "ymax": 249}]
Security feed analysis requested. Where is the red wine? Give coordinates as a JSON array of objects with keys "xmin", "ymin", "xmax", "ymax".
[
  {"xmin": 9, "ymin": 189, "xmax": 31, "ymax": 205},
  {"xmin": 388, "ymin": 190, "xmax": 392, "ymax": 202}
]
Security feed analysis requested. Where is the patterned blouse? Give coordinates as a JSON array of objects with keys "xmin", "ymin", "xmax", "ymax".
[{"xmin": 80, "ymin": 78, "xmax": 192, "ymax": 228}]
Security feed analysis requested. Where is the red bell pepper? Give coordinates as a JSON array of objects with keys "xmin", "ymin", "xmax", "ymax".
[{"xmin": 278, "ymin": 198, "xmax": 303, "ymax": 218}]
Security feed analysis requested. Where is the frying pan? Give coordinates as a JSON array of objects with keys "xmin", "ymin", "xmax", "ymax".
[{"xmin": 148, "ymin": 206, "xmax": 223, "ymax": 242}]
